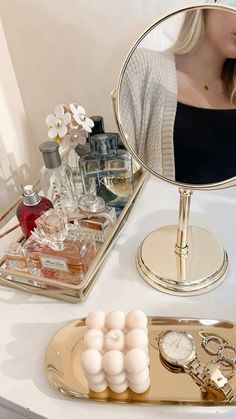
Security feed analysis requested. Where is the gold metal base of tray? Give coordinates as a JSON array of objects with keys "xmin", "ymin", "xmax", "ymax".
[{"xmin": 45, "ymin": 316, "xmax": 236, "ymax": 406}]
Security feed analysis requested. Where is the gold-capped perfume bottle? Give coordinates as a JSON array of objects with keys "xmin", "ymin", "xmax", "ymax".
[{"xmin": 23, "ymin": 209, "xmax": 97, "ymax": 285}]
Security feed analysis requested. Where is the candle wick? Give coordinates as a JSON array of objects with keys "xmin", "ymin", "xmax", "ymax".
[{"xmin": 110, "ymin": 332, "xmax": 118, "ymax": 340}]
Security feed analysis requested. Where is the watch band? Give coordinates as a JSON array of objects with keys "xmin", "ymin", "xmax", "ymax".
[
  {"xmin": 187, "ymin": 357, "xmax": 207, "ymax": 387},
  {"xmin": 205, "ymin": 362, "xmax": 235, "ymax": 403},
  {"xmin": 187, "ymin": 357, "xmax": 234, "ymax": 402}
]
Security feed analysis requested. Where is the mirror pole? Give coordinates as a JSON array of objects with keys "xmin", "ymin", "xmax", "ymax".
[
  {"xmin": 137, "ymin": 185, "xmax": 227, "ymax": 295},
  {"xmin": 175, "ymin": 188, "xmax": 193, "ymax": 256}
]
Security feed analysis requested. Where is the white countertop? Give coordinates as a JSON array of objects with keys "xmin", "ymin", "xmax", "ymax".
[{"xmin": 0, "ymin": 175, "xmax": 236, "ymax": 419}]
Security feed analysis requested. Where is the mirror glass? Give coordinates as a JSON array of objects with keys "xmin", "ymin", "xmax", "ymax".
[{"xmin": 118, "ymin": 5, "xmax": 236, "ymax": 186}]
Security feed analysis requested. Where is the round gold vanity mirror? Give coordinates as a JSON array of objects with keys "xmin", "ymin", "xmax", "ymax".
[{"xmin": 112, "ymin": 3, "xmax": 236, "ymax": 295}]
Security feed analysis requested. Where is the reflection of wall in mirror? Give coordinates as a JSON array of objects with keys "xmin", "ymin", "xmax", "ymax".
[
  {"xmin": 219, "ymin": 0, "xmax": 236, "ymax": 6},
  {"xmin": 139, "ymin": 13, "xmax": 185, "ymax": 51}
]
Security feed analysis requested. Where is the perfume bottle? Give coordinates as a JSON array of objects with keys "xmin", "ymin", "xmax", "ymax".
[
  {"xmin": 75, "ymin": 116, "xmax": 104, "ymax": 158},
  {"xmin": 16, "ymin": 185, "xmax": 53, "ymax": 238},
  {"xmin": 70, "ymin": 194, "xmax": 116, "ymax": 242},
  {"xmin": 4, "ymin": 242, "xmax": 28, "ymax": 272},
  {"xmin": 39, "ymin": 141, "xmax": 77, "ymax": 213},
  {"xmin": 91, "ymin": 116, "xmax": 105, "ymax": 136},
  {"xmin": 75, "ymin": 116, "xmax": 124, "ymax": 158},
  {"xmin": 89, "ymin": 115, "xmax": 125, "ymax": 150},
  {"xmin": 79, "ymin": 134, "xmax": 134, "ymax": 208},
  {"xmin": 24, "ymin": 209, "xmax": 97, "ymax": 285}
]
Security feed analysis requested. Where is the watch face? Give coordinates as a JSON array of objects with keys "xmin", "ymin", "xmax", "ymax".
[{"xmin": 158, "ymin": 330, "xmax": 196, "ymax": 366}]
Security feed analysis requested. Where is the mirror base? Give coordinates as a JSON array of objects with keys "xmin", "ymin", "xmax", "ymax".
[{"xmin": 137, "ymin": 225, "xmax": 228, "ymax": 296}]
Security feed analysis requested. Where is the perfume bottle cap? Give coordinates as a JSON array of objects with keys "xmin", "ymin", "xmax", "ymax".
[
  {"xmin": 39, "ymin": 141, "xmax": 61, "ymax": 169},
  {"xmin": 35, "ymin": 209, "xmax": 68, "ymax": 244},
  {"xmin": 21, "ymin": 185, "xmax": 40, "ymax": 206},
  {"xmin": 90, "ymin": 116, "xmax": 105, "ymax": 136},
  {"xmin": 89, "ymin": 134, "xmax": 118, "ymax": 156},
  {"xmin": 7, "ymin": 242, "xmax": 22, "ymax": 255},
  {"xmin": 78, "ymin": 194, "xmax": 105, "ymax": 214}
]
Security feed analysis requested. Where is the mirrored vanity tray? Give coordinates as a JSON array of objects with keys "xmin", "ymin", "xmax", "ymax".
[
  {"xmin": 45, "ymin": 316, "xmax": 236, "ymax": 406},
  {"xmin": 0, "ymin": 170, "xmax": 148, "ymax": 303}
]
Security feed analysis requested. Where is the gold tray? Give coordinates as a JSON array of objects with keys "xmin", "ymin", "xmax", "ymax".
[
  {"xmin": 0, "ymin": 170, "xmax": 148, "ymax": 303},
  {"xmin": 45, "ymin": 316, "xmax": 236, "ymax": 406}
]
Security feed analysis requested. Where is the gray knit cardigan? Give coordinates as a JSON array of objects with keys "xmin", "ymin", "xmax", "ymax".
[{"xmin": 119, "ymin": 47, "xmax": 177, "ymax": 180}]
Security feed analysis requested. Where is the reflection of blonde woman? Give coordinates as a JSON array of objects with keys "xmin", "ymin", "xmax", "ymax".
[{"xmin": 120, "ymin": 8, "xmax": 236, "ymax": 184}]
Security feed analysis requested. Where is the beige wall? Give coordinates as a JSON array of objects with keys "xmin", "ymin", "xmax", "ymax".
[
  {"xmin": 0, "ymin": 19, "xmax": 37, "ymax": 215},
  {"xmin": 0, "ymin": 0, "xmax": 206, "ymax": 218}
]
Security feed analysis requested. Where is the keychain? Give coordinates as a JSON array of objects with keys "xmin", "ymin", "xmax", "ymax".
[{"xmin": 202, "ymin": 335, "xmax": 236, "ymax": 380}]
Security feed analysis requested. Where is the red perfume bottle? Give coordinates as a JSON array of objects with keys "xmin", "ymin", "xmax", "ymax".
[{"xmin": 16, "ymin": 185, "xmax": 53, "ymax": 238}]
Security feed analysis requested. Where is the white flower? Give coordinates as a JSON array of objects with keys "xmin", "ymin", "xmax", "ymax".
[
  {"xmin": 70, "ymin": 103, "xmax": 94, "ymax": 133},
  {"xmin": 46, "ymin": 105, "xmax": 71, "ymax": 139},
  {"xmin": 63, "ymin": 128, "xmax": 88, "ymax": 147}
]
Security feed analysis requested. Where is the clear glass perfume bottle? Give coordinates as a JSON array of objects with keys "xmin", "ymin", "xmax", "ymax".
[
  {"xmin": 16, "ymin": 185, "xmax": 53, "ymax": 238},
  {"xmin": 4, "ymin": 242, "xmax": 28, "ymax": 272},
  {"xmin": 70, "ymin": 194, "xmax": 117, "ymax": 242},
  {"xmin": 75, "ymin": 116, "xmax": 125, "ymax": 157},
  {"xmin": 23, "ymin": 209, "xmax": 97, "ymax": 285},
  {"xmin": 39, "ymin": 141, "xmax": 77, "ymax": 213},
  {"xmin": 79, "ymin": 134, "xmax": 134, "ymax": 208}
]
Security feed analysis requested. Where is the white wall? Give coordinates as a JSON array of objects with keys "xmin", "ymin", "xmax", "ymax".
[
  {"xmin": 0, "ymin": 0, "xmax": 223, "ymax": 219},
  {"xmin": 0, "ymin": 20, "xmax": 37, "ymax": 215},
  {"xmin": 140, "ymin": 12, "xmax": 185, "ymax": 51}
]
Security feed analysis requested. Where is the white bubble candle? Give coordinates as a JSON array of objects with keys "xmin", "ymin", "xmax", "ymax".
[{"xmin": 80, "ymin": 310, "xmax": 150, "ymax": 394}]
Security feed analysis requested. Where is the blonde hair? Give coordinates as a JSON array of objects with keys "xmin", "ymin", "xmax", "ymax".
[{"xmin": 172, "ymin": 9, "xmax": 236, "ymax": 105}]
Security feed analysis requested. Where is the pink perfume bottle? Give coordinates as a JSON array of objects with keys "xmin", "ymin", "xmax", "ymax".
[
  {"xmin": 16, "ymin": 185, "xmax": 53, "ymax": 238},
  {"xmin": 24, "ymin": 209, "xmax": 97, "ymax": 285}
]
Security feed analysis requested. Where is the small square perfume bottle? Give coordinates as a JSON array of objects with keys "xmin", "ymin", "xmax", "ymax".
[
  {"xmin": 23, "ymin": 209, "xmax": 97, "ymax": 285},
  {"xmin": 4, "ymin": 242, "xmax": 28, "ymax": 272},
  {"xmin": 79, "ymin": 207, "xmax": 115, "ymax": 230},
  {"xmin": 79, "ymin": 134, "xmax": 134, "ymax": 208},
  {"xmin": 69, "ymin": 194, "xmax": 117, "ymax": 242}
]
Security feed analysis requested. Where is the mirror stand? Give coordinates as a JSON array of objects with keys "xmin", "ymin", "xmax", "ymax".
[{"xmin": 137, "ymin": 188, "xmax": 228, "ymax": 296}]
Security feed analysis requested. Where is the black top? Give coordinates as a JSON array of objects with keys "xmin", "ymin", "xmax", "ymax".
[{"xmin": 174, "ymin": 102, "xmax": 236, "ymax": 184}]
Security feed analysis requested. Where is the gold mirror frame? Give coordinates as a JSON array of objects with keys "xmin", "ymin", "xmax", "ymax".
[{"xmin": 112, "ymin": 3, "xmax": 236, "ymax": 295}]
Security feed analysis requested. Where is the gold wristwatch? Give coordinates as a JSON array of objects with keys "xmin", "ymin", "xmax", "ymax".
[{"xmin": 158, "ymin": 330, "xmax": 234, "ymax": 402}]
